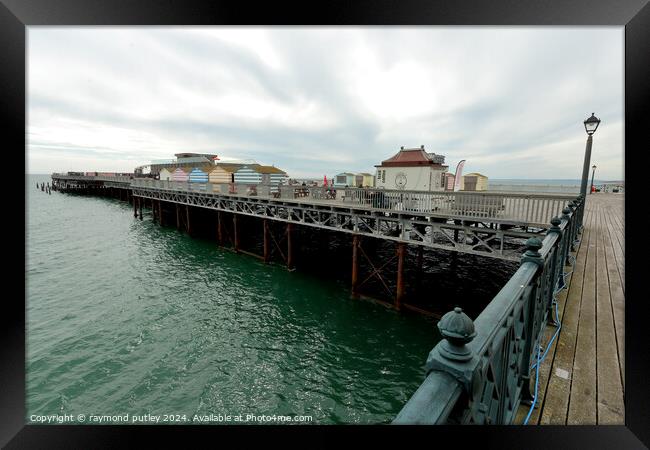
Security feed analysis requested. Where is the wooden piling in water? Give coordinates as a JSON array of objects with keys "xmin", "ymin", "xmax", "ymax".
[{"xmin": 351, "ymin": 234, "xmax": 359, "ymax": 298}]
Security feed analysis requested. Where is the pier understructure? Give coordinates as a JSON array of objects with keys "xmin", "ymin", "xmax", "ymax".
[{"xmin": 51, "ymin": 175, "xmax": 576, "ymax": 318}]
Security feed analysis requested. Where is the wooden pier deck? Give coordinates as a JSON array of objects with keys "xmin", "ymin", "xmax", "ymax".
[{"xmin": 515, "ymin": 193, "xmax": 625, "ymax": 425}]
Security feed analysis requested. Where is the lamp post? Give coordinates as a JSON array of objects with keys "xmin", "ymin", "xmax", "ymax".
[
  {"xmin": 579, "ymin": 113, "xmax": 601, "ymax": 199},
  {"xmin": 590, "ymin": 164, "xmax": 597, "ymax": 194}
]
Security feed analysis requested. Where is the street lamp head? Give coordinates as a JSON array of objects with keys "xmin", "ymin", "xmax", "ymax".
[
  {"xmin": 592, "ymin": 165, "xmax": 597, "ymax": 169},
  {"xmin": 584, "ymin": 112, "xmax": 601, "ymax": 135}
]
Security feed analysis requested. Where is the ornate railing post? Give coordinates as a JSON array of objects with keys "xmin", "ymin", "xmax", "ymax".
[
  {"xmin": 561, "ymin": 206, "xmax": 574, "ymax": 258},
  {"xmin": 547, "ymin": 216, "xmax": 564, "ymax": 291},
  {"xmin": 424, "ymin": 307, "xmax": 480, "ymax": 421},
  {"xmin": 576, "ymin": 195, "xmax": 585, "ymax": 232},
  {"xmin": 570, "ymin": 199, "xmax": 582, "ymax": 250},
  {"xmin": 519, "ymin": 237, "xmax": 544, "ymax": 405}
]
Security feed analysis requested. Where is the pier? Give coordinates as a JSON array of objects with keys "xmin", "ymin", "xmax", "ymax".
[
  {"xmin": 393, "ymin": 193, "xmax": 624, "ymax": 425},
  {"xmin": 50, "ymin": 173, "xmax": 577, "ymax": 315},
  {"xmin": 513, "ymin": 193, "xmax": 624, "ymax": 425},
  {"xmin": 46, "ymin": 173, "xmax": 627, "ymax": 426}
]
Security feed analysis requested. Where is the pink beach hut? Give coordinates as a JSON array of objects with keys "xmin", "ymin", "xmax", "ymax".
[{"xmin": 172, "ymin": 167, "xmax": 190, "ymax": 182}]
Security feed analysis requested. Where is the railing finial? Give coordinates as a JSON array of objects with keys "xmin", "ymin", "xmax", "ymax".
[
  {"xmin": 521, "ymin": 237, "xmax": 544, "ymax": 267},
  {"xmin": 547, "ymin": 216, "xmax": 562, "ymax": 235},
  {"xmin": 437, "ymin": 307, "xmax": 476, "ymax": 362}
]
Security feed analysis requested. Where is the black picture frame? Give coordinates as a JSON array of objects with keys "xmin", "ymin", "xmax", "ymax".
[{"xmin": 3, "ymin": 0, "xmax": 648, "ymax": 447}]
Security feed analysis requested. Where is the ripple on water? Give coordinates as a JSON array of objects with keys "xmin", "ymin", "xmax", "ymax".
[{"xmin": 26, "ymin": 175, "xmax": 515, "ymax": 423}]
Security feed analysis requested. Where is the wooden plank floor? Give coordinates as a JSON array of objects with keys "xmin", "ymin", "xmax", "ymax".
[{"xmin": 514, "ymin": 193, "xmax": 625, "ymax": 425}]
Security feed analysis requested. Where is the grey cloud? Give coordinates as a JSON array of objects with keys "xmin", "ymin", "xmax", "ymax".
[{"xmin": 27, "ymin": 27, "xmax": 623, "ymax": 179}]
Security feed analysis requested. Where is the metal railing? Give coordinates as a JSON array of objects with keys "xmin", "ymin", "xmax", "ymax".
[
  {"xmin": 129, "ymin": 180, "xmax": 573, "ymax": 227},
  {"xmin": 341, "ymin": 188, "xmax": 572, "ymax": 226},
  {"xmin": 52, "ymin": 174, "xmax": 133, "ymax": 183},
  {"xmin": 131, "ymin": 179, "xmax": 276, "ymax": 196},
  {"xmin": 393, "ymin": 196, "xmax": 584, "ymax": 425},
  {"xmin": 279, "ymin": 185, "xmax": 339, "ymax": 200}
]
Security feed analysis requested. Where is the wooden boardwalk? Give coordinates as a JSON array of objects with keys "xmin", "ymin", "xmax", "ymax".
[{"xmin": 515, "ymin": 193, "xmax": 625, "ymax": 425}]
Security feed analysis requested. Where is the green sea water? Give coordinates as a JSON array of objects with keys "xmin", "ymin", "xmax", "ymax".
[{"xmin": 26, "ymin": 175, "xmax": 443, "ymax": 425}]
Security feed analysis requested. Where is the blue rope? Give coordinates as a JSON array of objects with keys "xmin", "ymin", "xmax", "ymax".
[
  {"xmin": 523, "ymin": 344, "xmax": 542, "ymax": 425},
  {"xmin": 524, "ymin": 252, "xmax": 576, "ymax": 424},
  {"xmin": 532, "ymin": 299, "xmax": 562, "ymax": 369}
]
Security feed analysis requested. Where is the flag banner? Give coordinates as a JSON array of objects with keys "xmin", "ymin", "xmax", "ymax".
[{"xmin": 454, "ymin": 160, "xmax": 466, "ymax": 192}]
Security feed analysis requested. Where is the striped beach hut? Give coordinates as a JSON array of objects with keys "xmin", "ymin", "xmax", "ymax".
[
  {"xmin": 209, "ymin": 163, "xmax": 243, "ymax": 185},
  {"xmin": 257, "ymin": 165, "xmax": 288, "ymax": 187},
  {"xmin": 233, "ymin": 165, "xmax": 262, "ymax": 185},
  {"xmin": 188, "ymin": 165, "xmax": 211, "ymax": 183},
  {"xmin": 234, "ymin": 164, "xmax": 288, "ymax": 192},
  {"xmin": 171, "ymin": 167, "xmax": 190, "ymax": 182}
]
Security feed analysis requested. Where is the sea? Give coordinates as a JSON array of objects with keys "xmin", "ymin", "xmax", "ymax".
[{"xmin": 27, "ymin": 174, "xmax": 532, "ymax": 425}]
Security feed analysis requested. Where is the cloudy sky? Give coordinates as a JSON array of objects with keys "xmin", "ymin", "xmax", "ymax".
[{"xmin": 28, "ymin": 27, "xmax": 623, "ymax": 180}]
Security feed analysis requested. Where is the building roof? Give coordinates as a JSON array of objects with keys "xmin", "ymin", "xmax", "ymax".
[
  {"xmin": 189, "ymin": 165, "xmax": 213, "ymax": 173},
  {"xmin": 233, "ymin": 164, "xmax": 287, "ymax": 175},
  {"xmin": 256, "ymin": 165, "xmax": 287, "ymax": 175},
  {"xmin": 174, "ymin": 153, "xmax": 219, "ymax": 159},
  {"xmin": 211, "ymin": 163, "xmax": 244, "ymax": 173},
  {"xmin": 376, "ymin": 146, "xmax": 448, "ymax": 168},
  {"xmin": 336, "ymin": 172, "xmax": 356, "ymax": 176},
  {"xmin": 464, "ymin": 172, "xmax": 488, "ymax": 178}
]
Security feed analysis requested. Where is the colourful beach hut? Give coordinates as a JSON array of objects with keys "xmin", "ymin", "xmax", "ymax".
[
  {"xmin": 333, "ymin": 172, "xmax": 356, "ymax": 187},
  {"xmin": 159, "ymin": 168, "xmax": 173, "ymax": 181},
  {"xmin": 171, "ymin": 167, "xmax": 190, "ymax": 182},
  {"xmin": 188, "ymin": 165, "xmax": 211, "ymax": 183},
  {"xmin": 209, "ymin": 163, "xmax": 242, "ymax": 185}
]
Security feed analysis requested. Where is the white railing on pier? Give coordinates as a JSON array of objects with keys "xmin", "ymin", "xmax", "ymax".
[
  {"xmin": 336, "ymin": 187, "xmax": 573, "ymax": 225},
  {"xmin": 52, "ymin": 174, "xmax": 134, "ymax": 183},
  {"xmin": 130, "ymin": 179, "xmax": 576, "ymax": 226}
]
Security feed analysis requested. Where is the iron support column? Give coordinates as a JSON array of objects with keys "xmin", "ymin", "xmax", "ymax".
[
  {"xmin": 263, "ymin": 219, "xmax": 270, "ymax": 263},
  {"xmin": 351, "ymin": 234, "xmax": 359, "ymax": 298},
  {"xmin": 396, "ymin": 242, "xmax": 406, "ymax": 310},
  {"xmin": 233, "ymin": 214, "xmax": 239, "ymax": 252},
  {"xmin": 286, "ymin": 222, "xmax": 293, "ymax": 269}
]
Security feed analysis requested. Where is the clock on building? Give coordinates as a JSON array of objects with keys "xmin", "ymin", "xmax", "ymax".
[{"xmin": 395, "ymin": 172, "xmax": 407, "ymax": 189}]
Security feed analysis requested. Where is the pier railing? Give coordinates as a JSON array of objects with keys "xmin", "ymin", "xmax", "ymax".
[
  {"xmin": 128, "ymin": 179, "xmax": 575, "ymax": 227},
  {"xmin": 131, "ymin": 179, "xmax": 275, "ymax": 196},
  {"xmin": 52, "ymin": 174, "xmax": 133, "ymax": 183},
  {"xmin": 392, "ymin": 196, "xmax": 584, "ymax": 425},
  {"xmin": 338, "ymin": 188, "xmax": 573, "ymax": 226}
]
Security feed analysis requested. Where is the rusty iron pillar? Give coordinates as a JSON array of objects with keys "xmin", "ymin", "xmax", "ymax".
[
  {"xmin": 263, "ymin": 219, "xmax": 270, "ymax": 263},
  {"xmin": 351, "ymin": 234, "xmax": 360, "ymax": 298},
  {"xmin": 395, "ymin": 242, "xmax": 406, "ymax": 310}
]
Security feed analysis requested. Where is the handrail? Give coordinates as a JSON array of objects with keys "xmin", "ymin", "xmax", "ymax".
[
  {"xmin": 60, "ymin": 176, "xmax": 575, "ymax": 227},
  {"xmin": 393, "ymin": 196, "xmax": 584, "ymax": 425}
]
